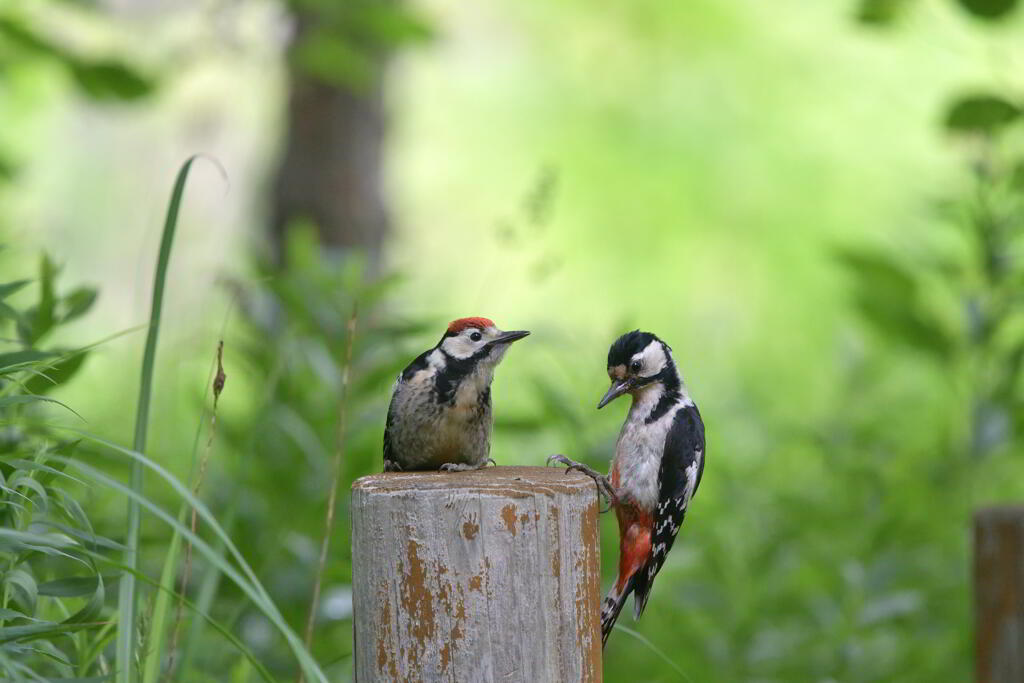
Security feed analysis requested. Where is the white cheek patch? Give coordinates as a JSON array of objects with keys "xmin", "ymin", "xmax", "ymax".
[
  {"xmin": 441, "ymin": 335, "xmax": 475, "ymax": 359},
  {"xmin": 634, "ymin": 340, "xmax": 667, "ymax": 375}
]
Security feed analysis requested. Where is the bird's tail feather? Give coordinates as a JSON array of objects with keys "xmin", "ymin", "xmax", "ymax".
[
  {"xmin": 600, "ymin": 576, "xmax": 635, "ymax": 647},
  {"xmin": 632, "ymin": 572, "xmax": 652, "ymax": 620}
]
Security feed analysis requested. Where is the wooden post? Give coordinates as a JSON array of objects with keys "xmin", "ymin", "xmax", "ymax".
[
  {"xmin": 351, "ymin": 466, "xmax": 602, "ymax": 682},
  {"xmin": 974, "ymin": 506, "xmax": 1024, "ymax": 683}
]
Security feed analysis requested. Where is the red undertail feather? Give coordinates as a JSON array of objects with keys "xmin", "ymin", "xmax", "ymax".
[
  {"xmin": 602, "ymin": 505, "xmax": 654, "ymax": 646},
  {"xmin": 447, "ymin": 317, "xmax": 495, "ymax": 333}
]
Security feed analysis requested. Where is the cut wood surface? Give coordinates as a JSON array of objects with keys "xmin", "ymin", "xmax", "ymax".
[{"xmin": 351, "ymin": 465, "xmax": 602, "ymax": 682}]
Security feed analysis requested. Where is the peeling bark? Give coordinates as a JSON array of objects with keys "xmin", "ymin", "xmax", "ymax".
[{"xmin": 352, "ymin": 466, "xmax": 603, "ymax": 681}]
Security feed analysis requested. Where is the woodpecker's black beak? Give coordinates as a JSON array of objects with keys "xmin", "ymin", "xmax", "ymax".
[
  {"xmin": 597, "ymin": 379, "xmax": 631, "ymax": 409},
  {"xmin": 492, "ymin": 330, "xmax": 530, "ymax": 345}
]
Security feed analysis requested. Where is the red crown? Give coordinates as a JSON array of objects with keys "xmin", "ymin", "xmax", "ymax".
[{"xmin": 447, "ymin": 317, "xmax": 495, "ymax": 333}]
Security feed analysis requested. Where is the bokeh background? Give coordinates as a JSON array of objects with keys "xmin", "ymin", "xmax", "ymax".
[{"xmin": 2, "ymin": 0, "xmax": 1024, "ymax": 681}]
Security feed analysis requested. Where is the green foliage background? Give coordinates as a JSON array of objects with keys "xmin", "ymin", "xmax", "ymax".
[{"xmin": 1, "ymin": 0, "xmax": 1023, "ymax": 681}]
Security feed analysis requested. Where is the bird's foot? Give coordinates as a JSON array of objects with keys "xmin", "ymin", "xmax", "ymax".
[
  {"xmin": 439, "ymin": 458, "xmax": 496, "ymax": 473},
  {"xmin": 546, "ymin": 454, "xmax": 618, "ymax": 511},
  {"xmin": 383, "ymin": 459, "xmax": 404, "ymax": 472}
]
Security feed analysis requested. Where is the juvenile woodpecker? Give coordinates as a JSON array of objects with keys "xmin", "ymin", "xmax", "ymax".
[
  {"xmin": 549, "ymin": 330, "xmax": 705, "ymax": 646},
  {"xmin": 383, "ymin": 317, "xmax": 529, "ymax": 472}
]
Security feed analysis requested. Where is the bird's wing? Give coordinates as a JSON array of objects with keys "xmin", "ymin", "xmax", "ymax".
[
  {"xmin": 382, "ymin": 387, "xmax": 399, "ymax": 463},
  {"xmin": 383, "ymin": 350, "xmax": 434, "ymax": 466},
  {"xmin": 632, "ymin": 402, "xmax": 705, "ymax": 617}
]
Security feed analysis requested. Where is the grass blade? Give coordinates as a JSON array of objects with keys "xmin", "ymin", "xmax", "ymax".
[
  {"xmin": 175, "ymin": 509, "xmax": 233, "ymax": 681},
  {"xmin": 53, "ymin": 437, "xmax": 328, "ymax": 683},
  {"xmin": 613, "ymin": 624, "xmax": 691, "ymax": 682},
  {"xmin": 118, "ymin": 156, "xmax": 202, "ymax": 683},
  {"xmin": 139, "ymin": 511, "xmax": 184, "ymax": 683},
  {"xmin": 89, "ymin": 556, "xmax": 274, "ymax": 683}
]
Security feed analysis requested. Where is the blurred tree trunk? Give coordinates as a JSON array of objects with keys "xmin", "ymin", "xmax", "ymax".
[{"xmin": 270, "ymin": 13, "xmax": 391, "ymax": 268}]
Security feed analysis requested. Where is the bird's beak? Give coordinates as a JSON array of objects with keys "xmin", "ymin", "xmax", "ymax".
[
  {"xmin": 492, "ymin": 330, "xmax": 530, "ymax": 345},
  {"xmin": 597, "ymin": 379, "xmax": 631, "ymax": 409}
]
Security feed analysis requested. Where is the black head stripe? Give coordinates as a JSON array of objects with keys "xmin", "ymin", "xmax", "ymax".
[{"xmin": 607, "ymin": 330, "xmax": 661, "ymax": 368}]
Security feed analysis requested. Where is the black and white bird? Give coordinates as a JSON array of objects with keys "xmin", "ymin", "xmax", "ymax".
[
  {"xmin": 549, "ymin": 330, "xmax": 705, "ymax": 646},
  {"xmin": 383, "ymin": 317, "xmax": 530, "ymax": 472}
]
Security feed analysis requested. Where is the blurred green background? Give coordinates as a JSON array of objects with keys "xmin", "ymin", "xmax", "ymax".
[{"xmin": 2, "ymin": 0, "xmax": 1023, "ymax": 680}]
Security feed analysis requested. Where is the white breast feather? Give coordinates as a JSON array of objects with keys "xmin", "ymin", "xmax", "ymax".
[{"xmin": 615, "ymin": 402, "xmax": 682, "ymax": 510}]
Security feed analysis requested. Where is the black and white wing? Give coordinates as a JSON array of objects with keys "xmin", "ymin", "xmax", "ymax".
[
  {"xmin": 382, "ymin": 350, "xmax": 431, "ymax": 470},
  {"xmin": 632, "ymin": 401, "xmax": 705, "ymax": 617},
  {"xmin": 382, "ymin": 389, "xmax": 399, "ymax": 468}
]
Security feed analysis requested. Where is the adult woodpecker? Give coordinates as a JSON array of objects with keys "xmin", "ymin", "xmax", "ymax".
[
  {"xmin": 383, "ymin": 317, "xmax": 530, "ymax": 472},
  {"xmin": 549, "ymin": 330, "xmax": 705, "ymax": 646}
]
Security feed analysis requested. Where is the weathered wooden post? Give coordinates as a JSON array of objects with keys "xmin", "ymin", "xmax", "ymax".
[
  {"xmin": 974, "ymin": 506, "xmax": 1024, "ymax": 683},
  {"xmin": 351, "ymin": 466, "xmax": 602, "ymax": 682}
]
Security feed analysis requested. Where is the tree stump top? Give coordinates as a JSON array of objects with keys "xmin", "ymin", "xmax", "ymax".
[{"xmin": 353, "ymin": 465, "xmax": 600, "ymax": 497}]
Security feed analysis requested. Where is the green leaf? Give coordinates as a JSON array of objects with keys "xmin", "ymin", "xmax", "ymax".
[
  {"xmin": 0, "ymin": 394, "xmax": 82, "ymax": 418},
  {"xmin": 60, "ymin": 287, "xmax": 98, "ymax": 324},
  {"xmin": 38, "ymin": 576, "xmax": 114, "ymax": 598},
  {"xmin": 53, "ymin": 488, "xmax": 92, "ymax": 531},
  {"xmin": 0, "ymin": 280, "xmax": 30, "ymax": 300},
  {"xmin": 355, "ymin": 4, "xmax": 434, "ymax": 45},
  {"xmin": 0, "ymin": 350, "xmax": 57, "ymax": 375},
  {"xmin": 856, "ymin": 0, "xmax": 913, "ymax": 24},
  {"xmin": 0, "ymin": 608, "xmax": 30, "ymax": 621},
  {"xmin": 0, "ymin": 154, "xmax": 16, "ymax": 183},
  {"xmin": 68, "ymin": 60, "xmax": 154, "ymax": 101},
  {"xmin": 36, "ymin": 440, "xmax": 80, "ymax": 487},
  {"xmin": 0, "ymin": 529, "xmax": 78, "ymax": 552},
  {"xmin": 0, "ymin": 620, "xmax": 105, "ymax": 645},
  {"xmin": 1011, "ymin": 160, "xmax": 1024, "ymax": 190},
  {"xmin": 8, "ymin": 472, "xmax": 50, "ymax": 506},
  {"xmin": 836, "ymin": 247, "xmax": 954, "ymax": 359},
  {"xmin": 0, "ymin": 17, "xmax": 55, "ymax": 56},
  {"xmin": 294, "ymin": 30, "xmax": 375, "ymax": 89},
  {"xmin": 36, "ymin": 521, "xmax": 125, "ymax": 552},
  {"xmin": 956, "ymin": 0, "xmax": 1018, "ymax": 19},
  {"xmin": 4, "ymin": 568, "xmax": 38, "ymax": 614},
  {"xmin": 836, "ymin": 247, "xmax": 917, "ymax": 294},
  {"xmin": 64, "ymin": 573, "xmax": 105, "ymax": 625},
  {"xmin": 17, "ymin": 254, "xmax": 58, "ymax": 345},
  {"xmin": 945, "ymin": 94, "xmax": 1021, "ymax": 135},
  {"xmin": 0, "ymin": 300, "xmax": 22, "ymax": 324},
  {"xmin": 24, "ymin": 352, "xmax": 89, "ymax": 395},
  {"xmin": 4, "ymin": 459, "xmax": 83, "ymax": 487}
]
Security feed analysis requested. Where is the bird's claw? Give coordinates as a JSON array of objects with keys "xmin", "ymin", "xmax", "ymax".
[
  {"xmin": 383, "ymin": 459, "xmax": 403, "ymax": 472},
  {"xmin": 546, "ymin": 454, "xmax": 618, "ymax": 511},
  {"xmin": 439, "ymin": 458, "xmax": 495, "ymax": 473}
]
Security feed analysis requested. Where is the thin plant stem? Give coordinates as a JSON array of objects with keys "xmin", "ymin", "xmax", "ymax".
[
  {"xmin": 164, "ymin": 340, "xmax": 227, "ymax": 681},
  {"xmin": 297, "ymin": 305, "xmax": 358, "ymax": 683}
]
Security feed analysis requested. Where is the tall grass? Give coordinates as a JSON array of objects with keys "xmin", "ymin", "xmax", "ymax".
[
  {"xmin": 117, "ymin": 156, "xmax": 200, "ymax": 683},
  {"xmin": 0, "ymin": 158, "xmax": 330, "ymax": 680},
  {"xmin": 110, "ymin": 157, "xmax": 327, "ymax": 682}
]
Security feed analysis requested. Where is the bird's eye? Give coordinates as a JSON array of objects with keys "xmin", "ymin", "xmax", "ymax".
[
  {"xmin": 630, "ymin": 360, "xmax": 642, "ymax": 373},
  {"xmin": 470, "ymin": 331, "xmax": 482, "ymax": 342}
]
